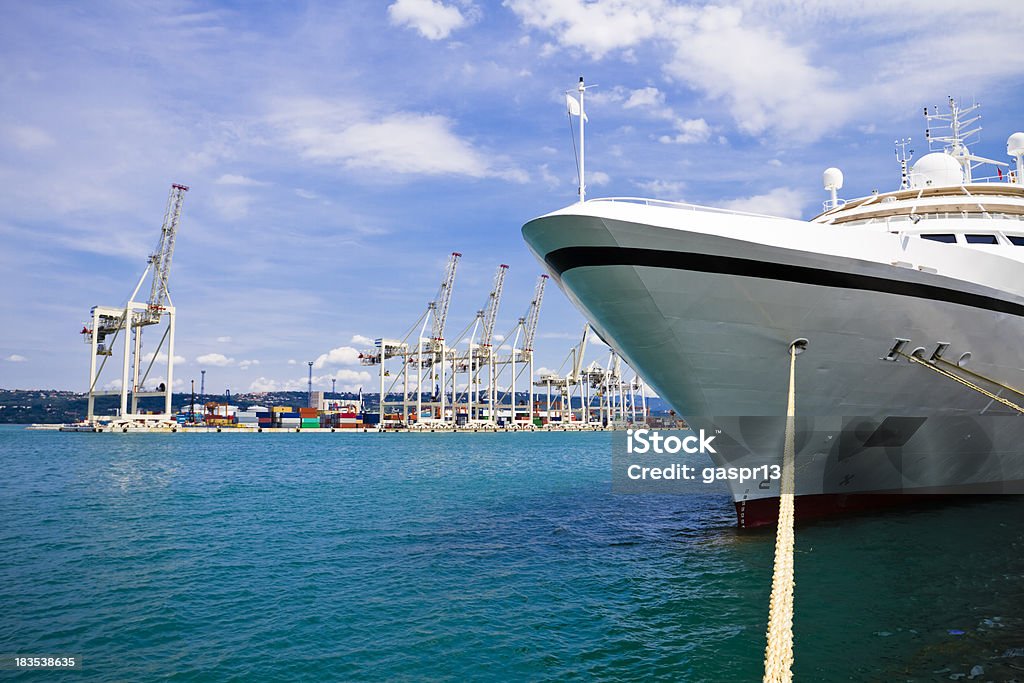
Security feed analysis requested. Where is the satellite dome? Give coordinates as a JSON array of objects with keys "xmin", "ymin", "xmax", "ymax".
[
  {"xmin": 909, "ymin": 152, "xmax": 963, "ymax": 189},
  {"xmin": 1008, "ymin": 132, "xmax": 1024, "ymax": 156},
  {"xmin": 823, "ymin": 167, "xmax": 844, "ymax": 191}
]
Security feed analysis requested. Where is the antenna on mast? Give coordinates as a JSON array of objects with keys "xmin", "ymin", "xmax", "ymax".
[{"xmin": 894, "ymin": 138, "xmax": 913, "ymax": 189}]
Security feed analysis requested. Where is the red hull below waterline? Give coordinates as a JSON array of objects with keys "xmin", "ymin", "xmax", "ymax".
[
  {"xmin": 735, "ymin": 492, "xmax": 1024, "ymax": 529},
  {"xmin": 736, "ymin": 494, "xmax": 912, "ymax": 528}
]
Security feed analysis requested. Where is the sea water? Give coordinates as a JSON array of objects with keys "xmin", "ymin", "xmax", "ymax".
[{"xmin": 2, "ymin": 424, "xmax": 1024, "ymax": 681}]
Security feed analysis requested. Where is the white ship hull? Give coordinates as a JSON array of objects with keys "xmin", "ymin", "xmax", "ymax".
[{"xmin": 523, "ymin": 198, "xmax": 1024, "ymax": 526}]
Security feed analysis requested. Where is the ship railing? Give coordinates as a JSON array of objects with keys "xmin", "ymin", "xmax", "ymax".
[
  {"xmin": 590, "ymin": 197, "xmax": 786, "ymax": 220},
  {"xmin": 822, "ymin": 198, "xmax": 847, "ymax": 211},
  {"xmin": 970, "ymin": 172, "xmax": 1020, "ymax": 184}
]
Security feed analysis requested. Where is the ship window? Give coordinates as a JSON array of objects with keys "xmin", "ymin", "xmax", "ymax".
[
  {"xmin": 1009, "ymin": 236, "xmax": 1024, "ymax": 246},
  {"xmin": 920, "ymin": 234, "xmax": 957, "ymax": 243},
  {"xmin": 965, "ymin": 234, "xmax": 998, "ymax": 244}
]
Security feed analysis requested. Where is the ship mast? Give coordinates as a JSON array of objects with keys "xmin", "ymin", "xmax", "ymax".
[
  {"xmin": 924, "ymin": 97, "xmax": 1007, "ymax": 183},
  {"xmin": 565, "ymin": 76, "xmax": 593, "ymax": 203},
  {"xmin": 578, "ymin": 77, "xmax": 586, "ymax": 203}
]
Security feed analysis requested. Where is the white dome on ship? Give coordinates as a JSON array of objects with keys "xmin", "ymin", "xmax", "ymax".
[
  {"xmin": 1009, "ymin": 132, "xmax": 1024, "ymax": 156},
  {"xmin": 823, "ymin": 167, "xmax": 844, "ymax": 190},
  {"xmin": 909, "ymin": 152, "xmax": 963, "ymax": 189}
]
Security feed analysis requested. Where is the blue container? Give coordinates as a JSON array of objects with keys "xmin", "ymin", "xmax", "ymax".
[
  {"xmin": 281, "ymin": 412, "xmax": 300, "ymax": 419},
  {"xmin": 363, "ymin": 413, "xmax": 380, "ymax": 425}
]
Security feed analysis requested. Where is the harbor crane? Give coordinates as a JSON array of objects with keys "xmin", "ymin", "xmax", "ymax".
[
  {"xmin": 472, "ymin": 264, "xmax": 508, "ymax": 423},
  {"xmin": 506, "ymin": 274, "xmax": 547, "ymax": 426},
  {"xmin": 450, "ymin": 263, "xmax": 508, "ymax": 424},
  {"xmin": 82, "ymin": 184, "xmax": 188, "ymax": 426},
  {"xmin": 361, "ymin": 251, "xmax": 461, "ymax": 428}
]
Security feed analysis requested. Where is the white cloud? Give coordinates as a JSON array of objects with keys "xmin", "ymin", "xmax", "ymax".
[
  {"xmin": 623, "ymin": 86, "xmax": 665, "ymax": 110},
  {"xmin": 505, "ymin": 2, "xmax": 852, "ymax": 139},
  {"xmin": 511, "ymin": 4, "xmax": 1021, "ymax": 142},
  {"xmin": 294, "ymin": 188, "xmax": 318, "ymax": 200},
  {"xmin": 249, "ymin": 376, "xmax": 292, "ymax": 392},
  {"xmin": 350, "ymin": 334, "xmax": 374, "ymax": 346},
  {"xmin": 634, "ymin": 179, "xmax": 686, "ymax": 200},
  {"xmin": 5, "ymin": 354, "xmax": 27, "ymax": 362},
  {"xmin": 214, "ymin": 173, "xmax": 268, "ymax": 186},
  {"xmin": 216, "ymin": 336, "xmax": 232, "ymax": 343},
  {"xmin": 249, "ymin": 368, "xmax": 372, "ymax": 393},
  {"xmin": 658, "ymin": 118, "xmax": 710, "ymax": 145},
  {"xmin": 313, "ymin": 345, "xmax": 361, "ymax": 369},
  {"xmin": 588, "ymin": 171, "xmax": 610, "ymax": 187},
  {"xmin": 142, "ymin": 351, "xmax": 187, "ymax": 364},
  {"xmin": 662, "ymin": 7, "xmax": 851, "ymax": 138},
  {"xmin": 324, "ymin": 368, "xmax": 373, "ymax": 391},
  {"xmin": 387, "ymin": 0, "xmax": 469, "ymax": 40},
  {"xmin": 287, "ymin": 359, "xmax": 298, "ymax": 365},
  {"xmin": 5, "ymin": 125, "xmax": 55, "ymax": 150},
  {"xmin": 196, "ymin": 352, "xmax": 234, "ymax": 367},
  {"xmin": 720, "ymin": 188, "xmax": 807, "ymax": 219},
  {"xmin": 238, "ymin": 359, "xmax": 260, "ymax": 370},
  {"xmin": 272, "ymin": 100, "xmax": 525, "ymax": 181},
  {"xmin": 141, "ymin": 376, "xmax": 186, "ymax": 391},
  {"xmin": 506, "ymin": 0, "xmax": 659, "ymax": 59},
  {"xmin": 211, "ymin": 192, "xmax": 254, "ymax": 221},
  {"xmin": 539, "ymin": 163, "xmax": 561, "ymax": 188}
]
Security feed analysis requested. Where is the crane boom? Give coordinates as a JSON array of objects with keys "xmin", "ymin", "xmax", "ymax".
[
  {"xmin": 145, "ymin": 183, "xmax": 188, "ymax": 320},
  {"xmin": 521, "ymin": 274, "xmax": 548, "ymax": 355},
  {"xmin": 570, "ymin": 323, "xmax": 590, "ymax": 381},
  {"xmin": 480, "ymin": 264, "xmax": 508, "ymax": 349},
  {"xmin": 431, "ymin": 251, "xmax": 461, "ymax": 342}
]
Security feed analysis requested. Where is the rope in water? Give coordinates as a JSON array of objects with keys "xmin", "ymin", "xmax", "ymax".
[{"xmin": 763, "ymin": 346, "xmax": 798, "ymax": 682}]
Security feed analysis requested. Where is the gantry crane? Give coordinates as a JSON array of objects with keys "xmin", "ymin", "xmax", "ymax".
[
  {"xmin": 504, "ymin": 274, "xmax": 547, "ymax": 425},
  {"xmin": 450, "ymin": 264, "xmax": 508, "ymax": 424},
  {"xmin": 360, "ymin": 251, "xmax": 461, "ymax": 428},
  {"xmin": 82, "ymin": 184, "xmax": 188, "ymax": 426}
]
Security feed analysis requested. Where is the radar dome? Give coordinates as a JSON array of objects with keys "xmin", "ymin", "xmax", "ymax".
[
  {"xmin": 909, "ymin": 152, "xmax": 963, "ymax": 189},
  {"xmin": 823, "ymin": 167, "xmax": 844, "ymax": 190},
  {"xmin": 1008, "ymin": 132, "xmax": 1024, "ymax": 156}
]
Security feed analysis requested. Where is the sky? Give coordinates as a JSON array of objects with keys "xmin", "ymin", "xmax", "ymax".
[{"xmin": 2, "ymin": 0, "xmax": 1023, "ymax": 395}]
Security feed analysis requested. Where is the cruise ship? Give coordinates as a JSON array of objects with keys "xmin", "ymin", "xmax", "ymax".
[{"xmin": 523, "ymin": 96, "xmax": 1024, "ymax": 527}]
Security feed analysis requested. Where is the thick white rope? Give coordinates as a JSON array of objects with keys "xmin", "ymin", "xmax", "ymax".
[{"xmin": 764, "ymin": 346, "xmax": 797, "ymax": 682}]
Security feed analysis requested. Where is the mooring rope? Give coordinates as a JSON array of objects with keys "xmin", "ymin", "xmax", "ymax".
[
  {"xmin": 896, "ymin": 350, "xmax": 1024, "ymax": 415},
  {"xmin": 930, "ymin": 355, "xmax": 1024, "ymax": 403},
  {"xmin": 764, "ymin": 346, "xmax": 797, "ymax": 682}
]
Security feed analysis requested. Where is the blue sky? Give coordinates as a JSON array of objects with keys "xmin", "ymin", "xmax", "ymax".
[{"xmin": 2, "ymin": 1, "xmax": 1023, "ymax": 394}]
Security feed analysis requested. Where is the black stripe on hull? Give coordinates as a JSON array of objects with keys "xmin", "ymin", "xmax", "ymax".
[{"xmin": 543, "ymin": 245, "xmax": 1024, "ymax": 318}]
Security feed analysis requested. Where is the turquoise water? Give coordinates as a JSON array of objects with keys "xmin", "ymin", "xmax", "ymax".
[{"xmin": 3, "ymin": 425, "xmax": 1024, "ymax": 681}]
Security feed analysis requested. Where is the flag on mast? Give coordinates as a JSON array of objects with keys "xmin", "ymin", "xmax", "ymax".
[{"xmin": 565, "ymin": 93, "xmax": 588, "ymax": 122}]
